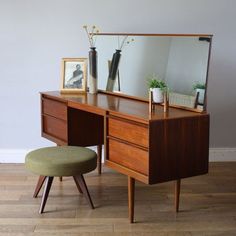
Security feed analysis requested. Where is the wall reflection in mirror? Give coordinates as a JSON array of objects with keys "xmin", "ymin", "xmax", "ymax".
[{"xmin": 96, "ymin": 34, "xmax": 212, "ymax": 111}]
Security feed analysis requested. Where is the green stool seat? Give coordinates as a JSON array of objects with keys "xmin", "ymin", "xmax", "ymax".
[
  {"xmin": 25, "ymin": 146, "xmax": 97, "ymax": 214},
  {"xmin": 25, "ymin": 146, "xmax": 97, "ymax": 177}
]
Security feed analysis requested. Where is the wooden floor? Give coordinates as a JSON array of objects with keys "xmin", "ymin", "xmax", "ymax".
[{"xmin": 0, "ymin": 163, "xmax": 236, "ymax": 236}]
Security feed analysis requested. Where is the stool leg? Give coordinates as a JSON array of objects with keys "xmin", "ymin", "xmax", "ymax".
[
  {"xmin": 73, "ymin": 176, "xmax": 83, "ymax": 194},
  {"xmin": 39, "ymin": 176, "xmax": 54, "ymax": 214},
  {"xmin": 33, "ymin": 175, "xmax": 46, "ymax": 198},
  {"xmin": 74, "ymin": 175, "xmax": 94, "ymax": 209},
  {"xmin": 97, "ymin": 145, "xmax": 102, "ymax": 175}
]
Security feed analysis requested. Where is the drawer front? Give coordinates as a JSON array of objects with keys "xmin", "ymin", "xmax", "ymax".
[
  {"xmin": 108, "ymin": 117, "xmax": 148, "ymax": 148},
  {"xmin": 109, "ymin": 139, "xmax": 148, "ymax": 175},
  {"xmin": 42, "ymin": 115, "xmax": 67, "ymax": 142},
  {"xmin": 42, "ymin": 98, "xmax": 67, "ymax": 121}
]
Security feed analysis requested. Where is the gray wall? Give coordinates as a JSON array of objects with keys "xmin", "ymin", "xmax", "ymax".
[{"xmin": 0, "ymin": 0, "xmax": 236, "ymax": 152}]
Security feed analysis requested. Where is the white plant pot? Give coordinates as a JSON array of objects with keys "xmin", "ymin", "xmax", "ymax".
[
  {"xmin": 195, "ymin": 88, "xmax": 205, "ymax": 104},
  {"xmin": 151, "ymin": 88, "xmax": 163, "ymax": 103}
]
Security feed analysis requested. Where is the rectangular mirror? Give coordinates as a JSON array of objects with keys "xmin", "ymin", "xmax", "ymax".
[{"xmin": 95, "ymin": 33, "xmax": 212, "ymax": 112}]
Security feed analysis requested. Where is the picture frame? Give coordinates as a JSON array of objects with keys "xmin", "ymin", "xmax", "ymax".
[{"xmin": 60, "ymin": 58, "xmax": 87, "ymax": 94}]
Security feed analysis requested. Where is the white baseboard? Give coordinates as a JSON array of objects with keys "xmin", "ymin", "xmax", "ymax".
[
  {"xmin": 0, "ymin": 148, "xmax": 235, "ymax": 163},
  {"xmin": 209, "ymin": 148, "xmax": 236, "ymax": 161},
  {"xmin": 0, "ymin": 149, "xmax": 33, "ymax": 163}
]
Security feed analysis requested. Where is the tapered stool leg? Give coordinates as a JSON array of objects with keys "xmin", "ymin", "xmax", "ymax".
[
  {"xmin": 39, "ymin": 176, "xmax": 54, "ymax": 214},
  {"xmin": 74, "ymin": 175, "xmax": 94, "ymax": 209},
  {"xmin": 33, "ymin": 175, "xmax": 46, "ymax": 198},
  {"xmin": 73, "ymin": 176, "xmax": 83, "ymax": 194}
]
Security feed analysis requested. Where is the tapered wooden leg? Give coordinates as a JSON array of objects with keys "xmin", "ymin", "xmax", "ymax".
[
  {"xmin": 33, "ymin": 175, "xmax": 46, "ymax": 198},
  {"xmin": 57, "ymin": 144, "xmax": 63, "ymax": 182},
  {"xmin": 73, "ymin": 176, "xmax": 83, "ymax": 194},
  {"xmin": 97, "ymin": 145, "xmax": 102, "ymax": 175},
  {"xmin": 74, "ymin": 175, "xmax": 94, "ymax": 209},
  {"xmin": 128, "ymin": 176, "xmax": 135, "ymax": 223},
  {"xmin": 39, "ymin": 176, "xmax": 54, "ymax": 214},
  {"xmin": 175, "ymin": 179, "xmax": 181, "ymax": 212}
]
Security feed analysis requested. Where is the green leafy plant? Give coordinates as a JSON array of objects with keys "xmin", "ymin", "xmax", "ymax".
[
  {"xmin": 147, "ymin": 74, "xmax": 167, "ymax": 91},
  {"xmin": 193, "ymin": 82, "xmax": 206, "ymax": 90}
]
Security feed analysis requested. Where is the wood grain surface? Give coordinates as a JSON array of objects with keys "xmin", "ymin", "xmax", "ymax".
[{"xmin": 0, "ymin": 163, "xmax": 235, "ymax": 235}]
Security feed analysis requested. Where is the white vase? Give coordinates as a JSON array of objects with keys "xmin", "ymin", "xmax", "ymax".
[
  {"xmin": 151, "ymin": 88, "xmax": 163, "ymax": 103},
  {"xmin": 196, "ymin": 88, "xmax": 205, "ymax": 104}
]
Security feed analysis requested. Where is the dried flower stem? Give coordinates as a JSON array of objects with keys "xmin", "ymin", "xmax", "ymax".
[
  {"xmin": 119, "ymin": 36, "xmax": 128, "ymax": 50},
  {"xmin": 117, "ymin": 36, "xmax": 134, "ymax": 50},
  {"xmin": 83, "ymin": 25, "xmax": 99, "ymax": 48}
]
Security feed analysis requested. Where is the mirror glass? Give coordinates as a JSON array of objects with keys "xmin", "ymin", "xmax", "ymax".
[{"xmin": 96, "ymin": 34, "xmax": 212, "ymax": 111}]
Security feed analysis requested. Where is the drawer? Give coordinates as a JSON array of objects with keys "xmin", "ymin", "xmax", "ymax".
[
  {"xmin": 109, "ymin": 138, "xmax": 148, "ymax": 175},
  {"xmin": 108, "ymin": 117, "xmax": 148, "ymax": 148},
  {"xmin": 42, "ymin": 98, "xmax": 67, "ymax": 121},
  {"xmin": 42, "ymin": 115, "xmax": 67, "ymax": 142}
]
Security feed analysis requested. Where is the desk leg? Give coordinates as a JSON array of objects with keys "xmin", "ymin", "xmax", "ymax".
[
  {"xmin": 97, "ymin": 145, "xmax": 102, "ymax": 175},
  {"xmin": 57, "ymin": 144, "xmax": 63, "ymax": 181},
  {"xmin": 175, "ymin": 179, "xmax": 181, "ymax": 212},
  {"xmin": 128, "ymin": 176, "xmax": 135, "ymax": 223}
]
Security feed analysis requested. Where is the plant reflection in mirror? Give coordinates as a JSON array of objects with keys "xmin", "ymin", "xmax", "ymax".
[{"xmin": 193, "ymin": 82, "xmax": 206, "ymax": 90}]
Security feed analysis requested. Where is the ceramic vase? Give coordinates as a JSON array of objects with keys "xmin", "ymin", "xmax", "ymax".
[
  {"xmin": 106, "ymin": 49, "xmax": 121, "ymax": 91},
  {"xmin": 195, "ymin": 88, "xmax": 205, "ymax": 104},
  {"xmin": 89, "ymin": 47, "xmax": 98, "ymax": 94},
  {"xmin": 151, "ymin": 88, "xmax": 164, "ymax": 103}
]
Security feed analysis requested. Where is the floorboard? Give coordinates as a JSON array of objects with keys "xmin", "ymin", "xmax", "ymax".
[{"xmin": 0, "ymin": 163, "xmax": 235, "ymax": 235}]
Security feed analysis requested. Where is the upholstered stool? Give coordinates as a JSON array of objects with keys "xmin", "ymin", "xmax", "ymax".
[{"xmin": 25, "ymin": 146, "xmax": 97, "ymax": 213}]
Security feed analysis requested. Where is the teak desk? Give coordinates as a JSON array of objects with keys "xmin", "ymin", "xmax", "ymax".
[{"xmin": 40, "ymin": 91, "xmax": 209, "ymax": 223}]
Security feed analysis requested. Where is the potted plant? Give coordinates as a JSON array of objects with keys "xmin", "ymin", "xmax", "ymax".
[
  {"xmin": 193, "ymin": 82, "xmax": 206, "ymax": 104},
  {"xmin": 147, "ymin": 75, "xmax": 167, "ymax": 103}
]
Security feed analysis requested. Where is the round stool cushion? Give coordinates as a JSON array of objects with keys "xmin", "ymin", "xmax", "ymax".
[{"xmin": 25, "ymin": 146, "xmax": 97, "ymax": 177}]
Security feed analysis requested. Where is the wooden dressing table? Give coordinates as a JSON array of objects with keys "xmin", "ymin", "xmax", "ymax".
[{"xmin": 40, "ymin": 90, "xmax": 209, "ymax": 223}]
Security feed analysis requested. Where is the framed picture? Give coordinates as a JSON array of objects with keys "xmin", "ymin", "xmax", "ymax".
[{"xmin": 60, "ymin": 58, "xmax": 87, "ymax": 93}]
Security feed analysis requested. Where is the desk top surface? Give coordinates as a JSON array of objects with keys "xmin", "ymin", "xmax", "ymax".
[{"xmin": 41, "ymin": 91, "xmax": 207, "ymax": 123}]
